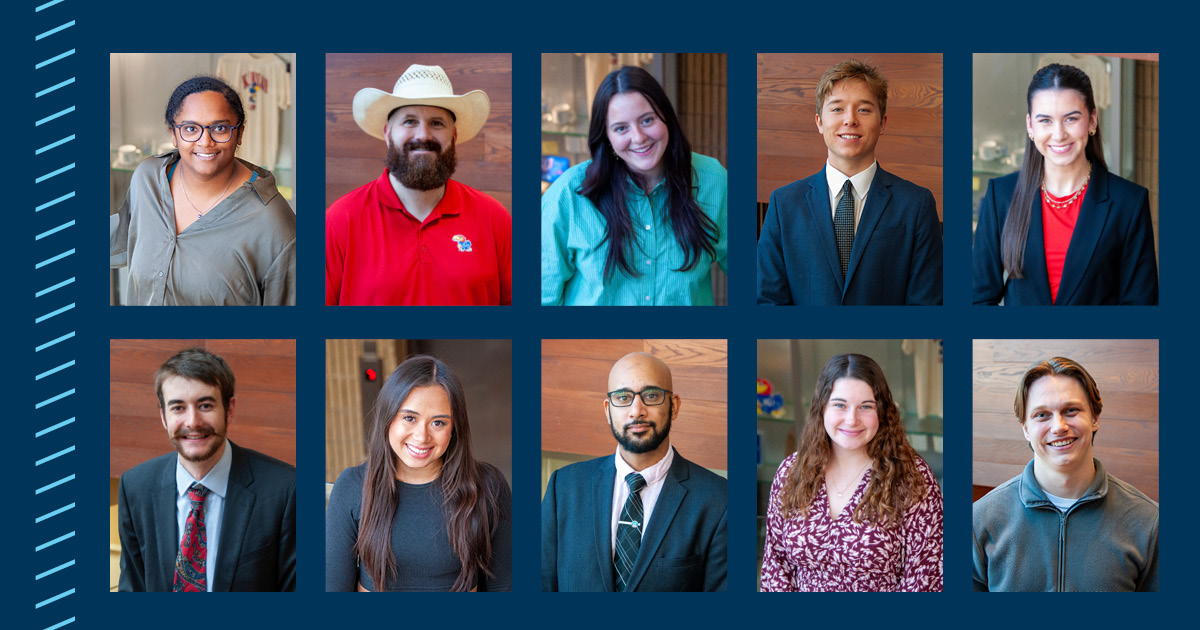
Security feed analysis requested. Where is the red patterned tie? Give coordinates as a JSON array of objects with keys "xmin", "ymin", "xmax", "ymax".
[{"xmin": 173, "ymin": 483, "xmax": 210, "ymax": 592}]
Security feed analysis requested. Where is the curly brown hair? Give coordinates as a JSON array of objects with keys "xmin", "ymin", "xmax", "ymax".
[{"xmin": 779, "ymin": 354, "xmax": 926, "ymax": 525}]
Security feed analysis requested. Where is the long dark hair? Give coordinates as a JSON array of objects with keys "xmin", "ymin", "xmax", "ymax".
[
  {"xmin": 578, "ymin": 66, "xmax": 719, "ymax": 281},
  {"xmin": 356, "ymin": 354, "xmax": 503, "ymax": 592},
  {"xmin": 780, "ymin": 354, "xmax": 926, "ymax": 525},
  {"xmin": 1001, "ymin": 63, "xmax": 1107, "ymax": 278}
]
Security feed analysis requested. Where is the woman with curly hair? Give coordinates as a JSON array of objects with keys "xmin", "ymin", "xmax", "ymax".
[
  {"xmin": 760, "ymin": 354, "xmax": 942, "ymax": 591},
  {"xmin": 325, "ymin": 354, "xmax": 511, "ymax": 591}
]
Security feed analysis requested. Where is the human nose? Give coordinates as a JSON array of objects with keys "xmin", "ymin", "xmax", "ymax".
[
  {"xmin": 195, "ymin": 127, "xmax": 217, "ymax": 146},
  {"xmin": 412, "ymin": 421, "xmax": 428, "ymax": 442},
  {"xmin": 1050, "ymin": 413, "xmax": 1069, "ymax": 432},
  {"xmin": 627, "ymin": 395, "xmax": 648, "ymax": 417}
]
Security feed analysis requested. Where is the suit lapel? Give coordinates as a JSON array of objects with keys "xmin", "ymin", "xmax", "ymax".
[
  {"xmin": 804, "ymin": 169, "xmax": 843, "ymax": 292},
  {"xmin": 845, "ymin": 167, "xmax": 892, "ymax": 296},
  {"xmin": 155, "ymin": 458, "xmax": 180, "ymax": 590},
  {"xmin": 1022, "ymin": 194, "xmax": 1054, "ymax": 304},
  {"xmin": 213, "ymin": 443, "xmax": 254, "ymax": 592},
  {"xmin": 1056, "ymin": 168, "xmax": 1110, "ymax": 305},
  {"xmin": 625, "ymin": 450, "xmax": 688, "ymax": 592},
  {"xmin": 593, "ymin": 456, "xmax": 617, "ymax": 592}
]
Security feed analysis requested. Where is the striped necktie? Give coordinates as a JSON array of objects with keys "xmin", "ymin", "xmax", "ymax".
[
  {"xmin": 834, "ymin": 179, "xmax": 855, "ymax": 278},
  {"xmin": 614, "ymin": 472, "xmax": 647, "ymax": 592},
  {"xmin": 173, "ymin": 483, "xmax": 210, "ymax": 592}
]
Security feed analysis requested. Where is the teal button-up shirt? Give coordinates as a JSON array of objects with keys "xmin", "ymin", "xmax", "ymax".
[{"xmin": 541, "ymin": 152, "xmax": 727, "ymax": 306}]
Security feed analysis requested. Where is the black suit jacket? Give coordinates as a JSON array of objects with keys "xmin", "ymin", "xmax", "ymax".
[
  {"xmin": 972, "ymin": 167, "xmax": 1158, "ymax": 305},
  {"xmin": 757, "ymin": 166, "xmax": 943, "ymax": 305},
  {"xmin": 117, "ymin": 441, "xmax": 297, "ymax": 591},
  {"xmin": 541, "ymin": 449, "xmax": 727, "ymax": 591}
]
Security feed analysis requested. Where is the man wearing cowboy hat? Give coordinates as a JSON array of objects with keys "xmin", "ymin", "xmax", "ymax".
[{"xmin": 325, "ymin": 64, "xmax": 512, "ymax": 305}]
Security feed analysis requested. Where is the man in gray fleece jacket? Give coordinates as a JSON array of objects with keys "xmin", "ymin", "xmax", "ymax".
[{"xmin": 972, "ymin": 356, "xmax": 1158, "ymax": 591}]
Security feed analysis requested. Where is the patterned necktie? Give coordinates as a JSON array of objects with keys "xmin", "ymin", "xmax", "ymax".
[
  {"xmin": 614, "ymin": 472, "xmax": 647, "ymax": 592},
  {"xmin": 173, "ymin": 483, "xmax": 210, "ymax": 592},
  {"xmin": 834, "ymin": 179, "xmax": 855, "ymax": 278}
]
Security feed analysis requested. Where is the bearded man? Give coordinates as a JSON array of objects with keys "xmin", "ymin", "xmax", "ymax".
[{"xmin": 325, "ymin": 64, "xmax": 512, "ymax": 305}]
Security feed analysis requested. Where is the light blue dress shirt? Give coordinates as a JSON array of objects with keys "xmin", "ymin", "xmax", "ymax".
[
  {"xmin": 174, "ymin": 441, "xmax": 232, "ymax": 592},
  {"xmin": 541, "ymin": 152, "xmax": 728, "ymax": 306}
]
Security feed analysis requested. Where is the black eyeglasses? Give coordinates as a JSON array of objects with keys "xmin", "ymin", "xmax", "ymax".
[
  {"xmin": 607, "ymin": 387, "xmax": 672, "ymax": 407},
  {"xmin": 173, "ymin": 123, "xmax": 242, "ymax": 143}
]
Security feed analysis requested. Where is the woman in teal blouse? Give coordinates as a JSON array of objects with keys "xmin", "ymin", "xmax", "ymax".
[{"xmin": 541, "ymin": 66, "xmax": 727, "ymax": 306}]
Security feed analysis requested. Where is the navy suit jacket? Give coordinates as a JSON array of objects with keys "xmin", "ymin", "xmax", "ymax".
[
  {"xmin": 541, "ymin": 449, "xmax": 727, "ymax": 591},
  {"xmin": 757, "ymin": 166, "xmax": 943, "ymax": 305},
  {"xmin": 117, "ymin": 441, "xmax": 297, "ymax": 591},
  {"xmin": 972, "ymin": 168, "xmax": 1158, "ymax": 305}
]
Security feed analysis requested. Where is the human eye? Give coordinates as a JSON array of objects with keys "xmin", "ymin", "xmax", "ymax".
[
  {"xmin": 641, "ymin": 115, "xmax": 657, "ymax": 125},
  {"xmin": 432, "ymin": 419, "xmax": 448, "ymax": 427},
  {"xmin": 613, "ymin": 392, "xmax": 633, "ymax": 404},
  {"xmin": 211, "ymin": 124, "xmax": 229, "ymax": 134},
  {"xmin": 612, "ymin": 124, "xmax": 627, "ymax": 133},
  {"xmin": 642, "ymin": 389, "xmax": 664, "ymax": 404},
  {"xmin": 181, "ymin": 124, "xmax": 200, "ymax": 133}
]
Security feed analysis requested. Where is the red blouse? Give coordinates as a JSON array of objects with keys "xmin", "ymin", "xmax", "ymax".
[{"xmin": 1042, "ymin": 181, "xmax": 1088, "ymax": 304}]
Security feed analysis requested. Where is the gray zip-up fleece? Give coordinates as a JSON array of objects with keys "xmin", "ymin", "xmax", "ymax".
[{"xmin": 972, "ymin": 458, "xmax": 1158, "ymax": 591}]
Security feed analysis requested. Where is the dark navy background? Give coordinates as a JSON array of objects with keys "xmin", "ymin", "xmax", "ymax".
[{"xmin": 18, "ymin": 2, "xmax": 1184, "ymax": 628}]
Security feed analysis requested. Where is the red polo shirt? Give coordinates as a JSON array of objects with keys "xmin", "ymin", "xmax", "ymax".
[{"xmin": 325, "ymin": 172, "xmax": 512, "ymax": 305}]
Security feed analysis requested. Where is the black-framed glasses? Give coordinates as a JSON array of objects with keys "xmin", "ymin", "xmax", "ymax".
[
  {"xmin": 607, "ymin": 387, "xmax": 673, "ymax": 407},
  {"xmin": 173, "ymin": 123, "xmax": 242, "ymax": 143}
]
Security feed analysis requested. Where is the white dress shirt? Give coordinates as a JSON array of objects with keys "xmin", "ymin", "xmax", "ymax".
[
  {"xmin": 175, "ymin": 441, "xmax": 233, "ymax": 592},
  {"xmin": 610, "ymin": 444, "xmax": 674, "ymax": 560},
  {"xmin": 825, "ymin": 160, "xmax": 879, "ymax": 229}
]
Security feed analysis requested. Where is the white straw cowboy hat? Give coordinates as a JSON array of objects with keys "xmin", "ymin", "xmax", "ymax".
[{"xmin": 353, "ymin": 64, "xmax": 490, "ymax": 143}]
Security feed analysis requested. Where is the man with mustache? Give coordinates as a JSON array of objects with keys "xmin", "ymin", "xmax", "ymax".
[
  {"xmin": 541, "ymin": 352, "xmax": 727, "ymax": 591},
  {"xmin": 117, "ymin": 348, "xmax": 296, "ymax": 591},
  {"xmin": 972, "ymin": 357, "xmax": 1158, "ymax": 591},
  {"xmin": 325, "ymin": 63, "xmax": 512, "ymax": 305}
]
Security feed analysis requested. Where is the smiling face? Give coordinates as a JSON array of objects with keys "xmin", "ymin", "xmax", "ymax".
[
  {"xmin": 816, "ymin": 78, "xmax": 886, "ymax": 176},
  {"xmin": 385, "ymin": 105, "xmax": 458, "ymax": 191},
  {"xmin": 171, "ymin": 91, "xmax": 243, "ymax": 179},
  {"xmin": 1021, "ymin": 375, "xmax": 1099, "ymax": 473},
  {"xmin": 1027, "ymin": 89, "xmax": 1096, "ymax": 171},
  {"xmin": 822, "ymin": 377, "xmax": 880, "ymax": 455},
  {"xmin": 605, "ymin": 91, "xmax": 670, "ymax": 189},
  {"xmin": 159, "ymin": 375, "xmax": 232, "ymax": 466},
  {"xmin": 387, "ymin": 385, "xmax": 454, "ymax": 483}
]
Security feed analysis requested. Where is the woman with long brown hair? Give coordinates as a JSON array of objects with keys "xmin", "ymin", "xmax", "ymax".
[
  {"xmin": 325, "ymin": 355, "xmax": 511, "ymax": 591},
  {"xmin": 760, "ymin": 354, "xmax": 942, "ymax": 591}
]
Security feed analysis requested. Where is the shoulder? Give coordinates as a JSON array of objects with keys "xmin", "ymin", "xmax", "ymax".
[
  {"xmin": 878, "ymin": 167, "xmax": 934, "ymax": 200},
  {"xmin": 478, "ymin": 461, "xmax": 512, "ymax": 496},
  {"xmin": 121, "ymin": 451, "xmax": 176, "ymax": 486},
  {"xmin": 132, "ymin": 153, "xmax": 172, "ymax": 179},
  {"xmin": 236, "ymin": 444, "xmax": 297, "ymax": 481},
  {"xmin": 326, "ymin": 175, "xmax": 385, "ymax": 221},
  {"xmin": 446, "ymin": 180, "xmax": 509, "ymax": 216},
  {"xmin": 972, "ymin": 473, "xmax": 1023, "ymax": 525},
  {"xmin": 690, "ymin": 152, "xmax": 727, "ymax": 178},
  {"xmin": 674, "ymin": 451, "xmax": 728, "ymax": 495},
  {"xmin": 773, "ymin": 451, "xmax": 798, "ymax": 482},
  {"xmin": 770, "ymin": 171, "xmax": 822, "ymax": 201},
  {"xmin": 1104, "ymin": 472, "xmax": 1158, "ymax": 516},
  {"xmin": 549, "ymin": 455, "xmax": 610, "ymax": 485},
  {"xmin": 985, "ymin": 170, "xmax": 1021, "ymax": 198},
  {"xmin": 543, "ymin": 160, "xmax": 591, "ymax": 206},
  {"xmin": 1098, "ymin": 170, "xmax": 1150, "ymax": 203}
]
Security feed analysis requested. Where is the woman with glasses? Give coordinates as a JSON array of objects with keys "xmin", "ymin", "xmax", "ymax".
[
  {"xmin": 110, "ymin": 75, "xmax": 296, "ymax": 305},
  {"xmin": 761, "ymin": 354, "xmax": 943, "ymax": 591},
  {"xmin": 326, "ymin": 354, "xmax": 512, "ymax": 592}
]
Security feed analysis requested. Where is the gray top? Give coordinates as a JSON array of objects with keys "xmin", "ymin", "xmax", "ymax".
[
  {"xmin": 325, "ymin": 462, "xmax": 512, "ymax": 592},
  {"xmin": 110, "ymin": 152, "xmax": 296, "ymax": 305}
]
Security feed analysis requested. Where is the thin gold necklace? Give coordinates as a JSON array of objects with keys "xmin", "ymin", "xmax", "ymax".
[
  {"xmin": 830, "ymin": 460, "xmax": 872, "ymax": 498},
  {"xmin": 1042, "ymin": 164, "xmax": 1091, "ymax": 210},
  {"xmin": 182, "ymin": 166, "xmax": 238, "ymax": 219}
]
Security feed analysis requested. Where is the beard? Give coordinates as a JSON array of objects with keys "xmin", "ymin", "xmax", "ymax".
[
  {"xmin": 386, "ymin": 137, "xmax": 457, "ymax": 191},
  {"xmin": 169, "ymin": 421, "xmax": 228, "ymax": 463},
  {"xmin": 608, "ymin": 400, "xmax": 672, "ymax": 454}
]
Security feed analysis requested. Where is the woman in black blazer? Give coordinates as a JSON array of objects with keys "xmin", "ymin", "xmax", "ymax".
[{"xmin": 973, "ymin": 63, "xmax": 1158, "ymax": 305}]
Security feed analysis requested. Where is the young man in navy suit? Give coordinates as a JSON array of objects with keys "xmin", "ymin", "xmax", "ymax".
[
  {"xmin": 541, "ymin": 352, "xmax": 727, "ymax": 591},
  {"xmin": 757, "ymin": 59, "xmax": 943, "ymax": 305},
  {"xmin": 117, "ymin": 348, "xmax": 296, "ymax": 592}
]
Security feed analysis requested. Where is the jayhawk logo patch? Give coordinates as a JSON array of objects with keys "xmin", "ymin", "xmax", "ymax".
[{"xmin": 452, "ymin": 234, "xmax": 473, "ymax": 252}]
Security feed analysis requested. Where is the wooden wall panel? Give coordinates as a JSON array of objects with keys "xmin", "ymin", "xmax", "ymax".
[
  {"xmin": 757, "ymin": 53, "xmax": 943, "ymax": 219},
  {"xmin": 542, "ymin": 339, "xmax": 727, "ymax": 470},
  {"xmin": 325, "ymin": 53, "xmax": 512, "ymax": 213},
  {"xmin": 109, "ymin": 339, "xmax": 296, "ymax": 479},
  {"xmin": 972, "ymin": 339, "xmax": 1158, "ymax": 500}
]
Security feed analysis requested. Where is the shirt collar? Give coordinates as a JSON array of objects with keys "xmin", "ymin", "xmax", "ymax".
[
  {"xmin": 176, "ymin": 440, "xmax": 233, "ymax": 500},
  {"xmin": 825, "ymin": 160, "xmax": 878, "ymax": 199},
  {"xmin": 376, "ymin": 170, "xmax": 460, "ymax": 220},
  {"xmin": 614, "ymin": 442, "xmax": 674, "ymax": 487}
]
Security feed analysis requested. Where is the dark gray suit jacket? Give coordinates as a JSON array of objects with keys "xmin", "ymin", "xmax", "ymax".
[
  {"xmin": 117, "ymin": 441, "xmax": 297, "ymax": 591},
  {"xmin": 541, "ymin": 448, "xmax": 727, "ymax": 591}
]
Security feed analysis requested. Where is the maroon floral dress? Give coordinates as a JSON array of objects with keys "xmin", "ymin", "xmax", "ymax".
[{"xmin": 760, "ymin": 452, "xmax": 943, "ymax": 592}]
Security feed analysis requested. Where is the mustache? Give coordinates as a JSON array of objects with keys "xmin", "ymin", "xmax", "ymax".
[
  {"xmin": 171, "ymin": 428, "xmax": 224, "ymax": 440},
  {"xmin": 624, "ymin": 420, "xmax": 657, "ymax": 431},
  {"xmin": 405, "ymin": 140, "xmax": 443, "ymax": 153}
]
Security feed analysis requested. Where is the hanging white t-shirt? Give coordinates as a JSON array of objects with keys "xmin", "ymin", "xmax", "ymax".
[{"xmin": 216, "ymin": 53, "xmax": 291, "ymax": 170}]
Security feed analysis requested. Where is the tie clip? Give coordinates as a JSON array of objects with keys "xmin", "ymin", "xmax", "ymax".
[{"xmin": 619, "ymin": 520, "xmax": 641, "ymax": 530}]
